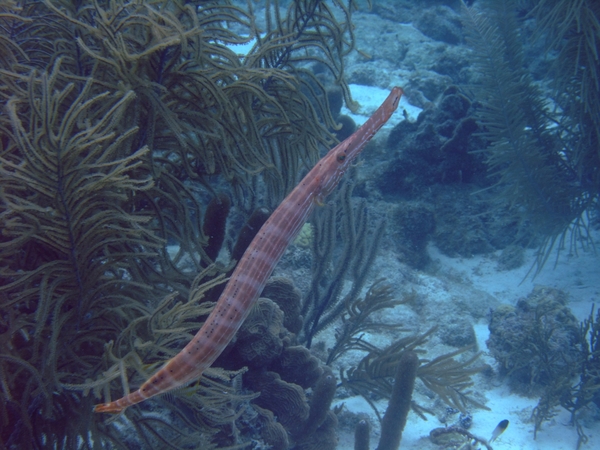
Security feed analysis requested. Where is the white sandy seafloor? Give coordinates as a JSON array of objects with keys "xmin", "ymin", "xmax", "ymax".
[
  {"xmin": 327, "ymin": 85, "xmax": 600, "ymax": 450},
  {"xmin": 333, "ymin": 242, "xmax": 600, "ymax": 450}
]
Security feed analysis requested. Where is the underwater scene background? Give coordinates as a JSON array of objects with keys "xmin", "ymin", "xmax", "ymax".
[{"xmin": 1, "ymin": 0, "xmax": 599, "ymax": 449}]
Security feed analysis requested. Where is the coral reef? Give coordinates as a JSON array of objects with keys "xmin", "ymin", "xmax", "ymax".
[
  {"xmin": 367, "ymin": 0, "xmax": 600, "ymax": 273},
  {"xmin": 380, "ymin": 86, "xmax": 484, "ymax": 196},
  {"xmin": 228, "ymin": 298, "xmax": 287, "ymax": 369},
  {"xmin": 389, "ymin": 201, "xmax": 435, "ymax": 269},
  {"xmin": 294, "ymin": 223, "xmax": 315, "ymax": 249},
  {"xmin": 0, "ymin": 0, "xmax": 362, "ymax": 448},
  {"xmin": 376, "ymin": 86, "xmax": 522, "ymax": 259},
  {"xmin": 342, "ymin": 326, "xmax": 487, "ymax": 450},
  {"xmin": 4, "ymin": 0, "xmax": 596, "ymax": 448},
  {"xmin": 375, "ymin": 351, "xmax": 419, "ymax": 450},
  {"xmin": 414, "ymin": 5, "xmax": 463, "ymax": 45},
  {"xmin": 250, "ymin": 405, "xmax": 290, "ymax": 450},
  {"xmin": 487, "ymin": 286, "xmax": 581, "ymax": 394},
  {"xmin": 262, "ymin": 277, "xmax": 304, "ymax": 336},
  {"xmin": 354, "ymin": 419, "xmax": 371, "ymax": 450},
  {"xmin": 227, "ymin": 295, "xmax": 338, "ymax": 449},
  {"xmin": 488, "ymin": 287, "xmax": 600, "ymax": 447},
  {"xmin": 301, "ymin": 177, "xmax": 387, "ymax": 348},
  {"xmin": 429, "ymin": 425, "xmax": 492, "ymax": 450},
  {"xmin": 341, "ymin": 327, "xmax": 487, "ymax": 429},
  {"xmin": 462, "ymin": 0, "xmax": 599, "ymax": 273},
  {"xmin": 563, "ymin": 306, "xmax": 600, "ymax": 448}
]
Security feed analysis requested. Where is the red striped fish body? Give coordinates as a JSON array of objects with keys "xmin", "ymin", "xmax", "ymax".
[{"xmin": 94, "ymin": 87, "xmax": 403, "ymax": 414}]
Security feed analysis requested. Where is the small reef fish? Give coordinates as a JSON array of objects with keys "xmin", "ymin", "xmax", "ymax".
[
  {"xmin": 94, "ymin": 86, "xmax": 403, "ymax": 413},
  {"xmin": 489, "ymin": 419, "xmax": 509, "ymax": 443}
]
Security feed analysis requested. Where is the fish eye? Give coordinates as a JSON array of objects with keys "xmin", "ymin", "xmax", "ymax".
[{"xmin": 337, "ymin": 153, "xmax": 346, "ymax": 162}]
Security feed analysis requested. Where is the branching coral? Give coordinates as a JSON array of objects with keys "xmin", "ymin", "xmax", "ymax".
[
  {"xmin": 461, "ymin": 0, "xmax": 598, "ymax": 274},
  {"xmin": 0, "ymin": 63, "xmax": 162, "ymax": 447},
  {"xmin": 563, "ymin": 306, "xmax": 600, "ymax": 449},
  {"xmin": 0, "ymin": 0, "xmax": 363, "ymax": 448},
  {"xmin": 487, "ymin": 287, "xmax": 581, "ymax": 393},
  {"xmin": 341, "ymin": 327, "xmax": 487, "ymax": 423},
  {"xmin": 301, "ymin": 175, "xmax": 387, "ymax": 349},
  {"xmin": 532, "ymin": 0, "xmax": 600, "ymax": 207},
  {"xmin": 486, "ymin": 286, "xmax": 593, "ymax": 446},
  {"xmin": 326, "ymin": 279, "xmax": 407, "ymax": 365}
]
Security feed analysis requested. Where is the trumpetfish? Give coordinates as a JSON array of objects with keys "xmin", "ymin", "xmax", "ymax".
[{"xmin": 94, "ymin": 86, "xmax": 403, "ymax": 413}]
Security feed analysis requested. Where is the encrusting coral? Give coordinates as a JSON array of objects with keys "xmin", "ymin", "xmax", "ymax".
[{"xmin": 217, "ymin": 289, "xmax": 339, "ymax": 449}]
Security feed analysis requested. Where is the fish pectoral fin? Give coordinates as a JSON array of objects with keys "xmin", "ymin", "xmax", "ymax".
[{"xmin": 94, "ymin": 402, "xmax": 126, "ymax": 414}]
